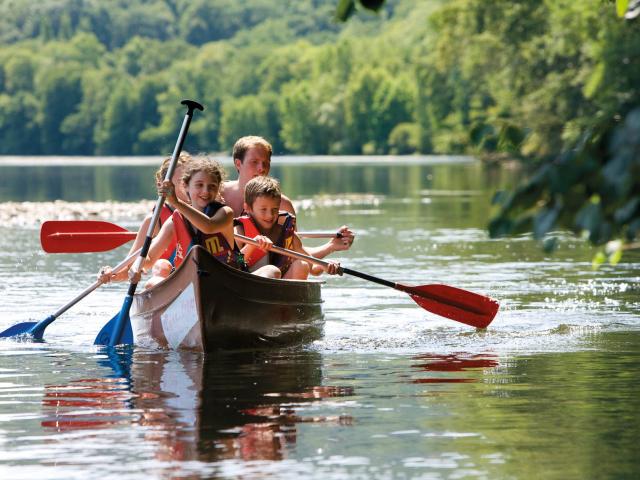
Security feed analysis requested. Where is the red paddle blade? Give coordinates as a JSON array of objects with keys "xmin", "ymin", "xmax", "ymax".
[
  {"xmin": 41, "ymin": 220, "xmax": 136, "ymax": 253},
  {"xmin": 398, "ymin": 283, "xmax": 499, "ymax": 328}
]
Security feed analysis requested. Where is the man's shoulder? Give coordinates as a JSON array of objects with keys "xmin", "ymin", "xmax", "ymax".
[
  {"xmin": 223, "ymin": 179, "xmax": 240, "ymax": 191},
  {"xmin": 280, "ymin": 193, "xmax": 295, "ymax": 214}
]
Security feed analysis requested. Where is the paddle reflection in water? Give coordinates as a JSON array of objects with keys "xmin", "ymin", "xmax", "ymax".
[
  {"xmin": 40, "ymin": 347, "xmax": 355, "ymax": 464},
  {"xmin": 41, "ymin": 347, "xmax": 136, "ymax": 431},
  {"xmin": 408, "ymin": 352, "xmax": 499, "ymax": 384}
]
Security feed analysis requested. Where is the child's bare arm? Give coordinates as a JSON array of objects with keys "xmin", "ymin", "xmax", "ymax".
[
  {"xmin": 144, "ymin": 219, "xmax": 175, "ymax": 269},
  {"xmin": 177, "ymin": 199, "xmax": 233, "ymax": 235}
]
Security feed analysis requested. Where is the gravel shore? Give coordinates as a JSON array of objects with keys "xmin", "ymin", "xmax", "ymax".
[{"xmin": 0, "ymin": 200, "xmax": 155, "ymax": 228}]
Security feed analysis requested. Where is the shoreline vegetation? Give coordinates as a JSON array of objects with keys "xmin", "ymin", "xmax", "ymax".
[
  {"xmin": 1, "ymin": 0, "xmax": 637, "ymax": 256},
  {"xmin": 0, "ymin": 0, "xmax": 632, "ymax": 160}
]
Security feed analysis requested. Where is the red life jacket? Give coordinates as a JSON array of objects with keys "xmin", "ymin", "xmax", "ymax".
[
  {"xmin": 236, "ymin": 212, "xmax": 296, "ymax": 272},
  {"xmin": 171, "ymin": 202, "xmax": 244, "ymax": 270},
  {"xmin": 159, "ymin": 204, "xmax": 177, "ymax": 262}
]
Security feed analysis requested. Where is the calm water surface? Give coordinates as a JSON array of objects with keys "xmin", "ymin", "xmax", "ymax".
[{"xmin": 1, "ymin": 156, "xmax": 639, "ymax": 479}]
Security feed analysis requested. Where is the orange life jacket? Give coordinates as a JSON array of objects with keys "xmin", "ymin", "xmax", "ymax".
[
  {"xmin": 236, "ymin": 212, "xmax": 296, "ymax": 272},
  {"xmin": 159, "ymin": 204, "xmax": 177, "ymax": 263}
]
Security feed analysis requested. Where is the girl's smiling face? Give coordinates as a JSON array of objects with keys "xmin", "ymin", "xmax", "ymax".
[
  {"xmin": 186, "ymin": 171, "xmax": 219, "ymax": 210},
  {"xmin": 245, "ymin": 195, "xmax": 280, "ymax": 232}
]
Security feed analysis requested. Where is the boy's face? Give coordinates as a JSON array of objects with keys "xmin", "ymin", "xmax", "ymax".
[
  {"xmin": 235, "ymin": 146, "xmax": 271, "ymax": 181},
  {"xmin": 245, "ymin": 195, "xmax": 280, "ymax": 230}
]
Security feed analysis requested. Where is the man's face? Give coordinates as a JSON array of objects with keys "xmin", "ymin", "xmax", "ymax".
[{"xmin": 235, "ymin": 146, "xmax": 271, "ymax": 181}]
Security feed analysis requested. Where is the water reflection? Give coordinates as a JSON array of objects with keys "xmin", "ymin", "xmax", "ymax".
[
  {"xmin": 41, "ymin": 347, "xmax": 355, "ymax": 463},
  {"xmin": 408, "ymin": 352, "xmax": 499, "ymax": 384}
]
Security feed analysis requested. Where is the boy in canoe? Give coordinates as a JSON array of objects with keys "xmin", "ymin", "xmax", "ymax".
[
  {"xmin": 98, "ymin": 152, "xmax": 192, "ymax": 283},
  {"xmin": 235, "ymin": 176, "xmax": 340, "ymax": 280},
  {"xmin": 223, "ymin": 136, "xmax": 355, "ymax": 258}
]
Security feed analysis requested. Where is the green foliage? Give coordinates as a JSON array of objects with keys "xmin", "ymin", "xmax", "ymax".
[
  {"xmin": 336, "ymin": 0, "xmax": 388, "ymax": 21},
  {"xmin": 0, "ymin": 0, "xmax": 637, "ymax": 261},
  {"xmin": 388, "ymin": 123, "xmax": 420, "ymax": 154}
]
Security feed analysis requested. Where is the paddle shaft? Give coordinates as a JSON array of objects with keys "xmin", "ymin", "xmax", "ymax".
[
  {"xmin": 40, "ymin": 222, "xmax": 339, "ymax": 254},
  {"xmin": 0, "ymin": 247, "xmax": 143, "ymax": 340},
  {"xmin": 50, "ymin": 248, "xmax": 142, "ymax": 319},
  {"xmin": 237, "ymin": 233, "xmax": 389, "ymax": 282},
  {"xmin": 298, "ymin": 232, "xmax": 343, "ymax": 239},
  {"xmin": 234, "ymin": 233, "xmax": 498, "ymax": 325},
  {"xmin": 104, "ymin": 100, "xmax": 203, "ymax": 346}
]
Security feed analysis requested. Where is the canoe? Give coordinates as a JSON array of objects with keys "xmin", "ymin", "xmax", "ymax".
[{"xmin": 130, "ymin": 246, "xmax": 324, "ymax": 351}]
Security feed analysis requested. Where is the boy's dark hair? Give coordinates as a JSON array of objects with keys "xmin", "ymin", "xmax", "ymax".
[
  {"xmin": 244, "ymin": 176, "xmax": 281, "ymax": 207},
  {"xmin": 232, "ymin": 136, "xmax": 273, "ymax": 162}
]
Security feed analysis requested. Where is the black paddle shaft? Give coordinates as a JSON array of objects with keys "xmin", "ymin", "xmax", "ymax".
[
  {"xmin": 340, "ymin": 267, "xmax": 396, "ymax": 288},
  {"xmin": 128, "ymin": 100, "xmax": 204, "ymax": 296}
]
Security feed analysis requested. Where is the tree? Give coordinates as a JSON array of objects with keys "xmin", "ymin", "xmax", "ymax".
[
  {"xmin": 0, "ymin": 92, "xmax": 40, "ymax": 154},
  {"xmin": 94, "ymin": 81, "xmax": 139, "ymax": 155},
  {"xmin": 36, "ymin": 66, "xmax": 83, "ymax": 154},
  {"xmin": 218, "ymin": 94, "xmax": 272, "ymax": 152},
  {"xmin": 3, "ymin": 54, "xmax": 35, "ymax": 93}
]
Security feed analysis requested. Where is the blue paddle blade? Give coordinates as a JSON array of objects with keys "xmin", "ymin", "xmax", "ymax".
[
  {"xmin": 94, "ymin": 314, "xmax": 134, "ymax": 346},
  {"xmin": 28, "ymin": 315, "xmax": 57, "ymax": 340},
  {"xmin": 0, "ymin": 322, "xmax": 38, "ymax": 338},
  {"xmin": 94, "ymin": 296, "xmax": 134, "ymax": 346}
]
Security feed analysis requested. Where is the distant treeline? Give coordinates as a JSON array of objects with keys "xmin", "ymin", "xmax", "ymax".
[{"xmin": 0, "ymin": 0, "xmax": 637, "ymax": 161}]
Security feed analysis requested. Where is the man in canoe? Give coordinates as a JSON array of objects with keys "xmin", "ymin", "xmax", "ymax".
[
  {"xmin": 222, "ymin": 136, "xmax": 355, "ymax": 259},
  {"xmin": 235, "ymin": 176, "xmax": 340, "ymax": 280}
]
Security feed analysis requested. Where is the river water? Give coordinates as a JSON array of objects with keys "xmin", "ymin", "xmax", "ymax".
[{"xmin": 0, "ymin": 157, "xmax": 638, "ymax": 479}]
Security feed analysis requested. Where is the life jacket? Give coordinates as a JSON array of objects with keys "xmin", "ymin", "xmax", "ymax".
[
  {"xmin": 171, "ymin": 201, "xmax": 245, "ymax": 270},
  {"xmin": 236, "ymin": 212, "xmax": 296, "ymax": 272},
  {"xmin": 159, "ymin": 204, "xmax": 177, "ymax": 263}
]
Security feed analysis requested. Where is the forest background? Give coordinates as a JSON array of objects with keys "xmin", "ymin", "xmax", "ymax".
[{"xmin": 0, "ymin": 0, "xmax": 638, "ymax": 254}]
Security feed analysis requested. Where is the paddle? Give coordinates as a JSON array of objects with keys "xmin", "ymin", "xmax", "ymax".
[
  {"xmin": 41, "ymin": 220, "xmax": 137, "ymax": 253},
  {"xmin": 40, "ymin": 220, "xmax": 341, "ymax": 253},
  {"xmin": 38, "ymin": 220, "xmax": 498, "ymax": 328},
  {"xmin": 234, "ymin": 234, "xmax": 499, "ymax": 328},
  {"xmin": 94, "ymin": 99, "xmax": 203, "ymax": 347},
  {"xmin": 0, "ymin": 248, "xmax": 141, "ymax": 340}
]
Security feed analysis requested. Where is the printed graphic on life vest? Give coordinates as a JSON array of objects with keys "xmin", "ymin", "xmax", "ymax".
[{"xmin": 205, "ymin": 236, "xmax": 223, "ymax": 255}]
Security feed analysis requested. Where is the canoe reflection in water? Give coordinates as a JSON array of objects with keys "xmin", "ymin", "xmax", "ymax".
[{"xmin": 41, "ymin": 347, "xmax": 354, "ymax": 462}]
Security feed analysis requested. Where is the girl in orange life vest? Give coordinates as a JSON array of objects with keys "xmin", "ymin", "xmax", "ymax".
[
  {"xmin": 98, "ymin": 152, "xmax": 192, "ymax": 284},
  {"xmin": 235, "ymin": 176, "xmax": 341, "ymax": 280},
  {"xmin": 130, "ymin": 157, "xmax": 243, "ymax": 283}
]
